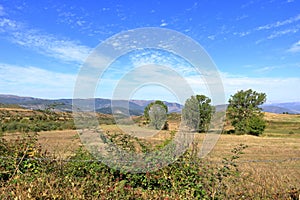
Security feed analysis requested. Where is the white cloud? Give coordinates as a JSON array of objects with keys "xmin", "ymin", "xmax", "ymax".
[
  {"xmin": 267, "ymin": 27, "xmax": 299, "ymax": 39},
  {"xmin": 129, "ymin": 50, "xmax": 197, "ymax": 77},
  {"xmin": 160, "ymin": 22, "xmax": 168, "ymax": 27},
  {"xmin": 0, "ymin": 18, "xmax": 18, "ymax": 30},
  {"xmin": 236, "ymin": 14, "xmax": 300, "ymax": 39},
  {"xmin": 186, "ymin": 73, "xmax": 300, "ymax": 103},
  {"xmin": 160, "ymin": 19, "xmax": 168, "ymax": 27},
  {"xmin": 0, "ymin": 5, "xmax": 5, "ymax": 16},
  {"xmin": 254, "ymin": 66, "xmax": 278, "ymax": 73},
  {"xmin": 1, "ymin": 62, "xmax": 298, "ymax": 103},
  {"xmin": 288, "ymin": 40, "xmax": 300, "ymax": 53},
  {"xmin": 236, "ymin": 14, "xmax": 248, "ymax": 21},
  {"xmin": 234, "ymin": 31, "xmax": 251, "ymax": 37},
  {"xmin": 0, "ymin": 16, "xmax": 91, "ymax": 63},
  {"xmin": 0, "ymin": 63, "xmax": 76, "ymax": 98},
  {"xmin": 256, "ymin": 14, "xmax": 300, "ymax": 31},
  {"xmin": 11, "ymin": 30, "xmax": 91, "ymax": 63},
  {"xmin": 207, "ymin": 35, "xmax": 215, "ymax": 40}
]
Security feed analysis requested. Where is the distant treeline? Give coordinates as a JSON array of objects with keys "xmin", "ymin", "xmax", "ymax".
[
  {"xmin": 0, "ymin": 108, "xmax": 115, "ymax": 135},
  {"xmin": 0, "ymin": 103, "xmax": 22, "ymax": 108}
]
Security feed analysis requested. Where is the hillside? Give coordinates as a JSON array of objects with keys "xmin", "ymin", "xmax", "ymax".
[
  {"xmin": 1, "ymin": 94, "xmax": 299, "ymax": 115},
  {"xmin": 261, "ymin": 103, "xmax": 300, "ymax": 114},
  {"xmin": 0, "ymin": 94, "xmax": 183, "ymax": 115}
]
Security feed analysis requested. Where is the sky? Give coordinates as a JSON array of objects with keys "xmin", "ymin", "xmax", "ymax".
[{"xmin": 0, "ymin": 0, "xmax": 299, "ymax": 104}]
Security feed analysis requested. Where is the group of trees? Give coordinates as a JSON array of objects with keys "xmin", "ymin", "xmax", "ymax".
[
  {"xmin": 143, "ymin": 89, "xmax": 266, "ymax": 136},
  {"xmin": 0, "ymin": 110, "xmax": 75, "ymax": 134}
]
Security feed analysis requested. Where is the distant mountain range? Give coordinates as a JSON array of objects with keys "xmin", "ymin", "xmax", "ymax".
[
  {"xmin": 0, "ymin": 94, "xmax": 183, "ymax": 116},
  {"xmin": 260, "ymin": 103, "xmax": 300, "ymax": 114},
  {"xmin": 0, "ymin": 94, "xmax": 299, "ymax": 115}
]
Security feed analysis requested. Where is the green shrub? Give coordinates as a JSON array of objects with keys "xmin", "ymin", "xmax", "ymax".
[{"xmin": 246, "ymin": 116, "xmax": 266, "ymax": 136}]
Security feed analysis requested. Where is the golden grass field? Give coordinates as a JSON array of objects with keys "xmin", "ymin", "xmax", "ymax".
[
  {"xmin": 2, "ymin": 111, "xmax": 300, "ymax": 198},
  {"xmin": 24, "ymin": 126, "xmax": 299, "ymax": 198}
]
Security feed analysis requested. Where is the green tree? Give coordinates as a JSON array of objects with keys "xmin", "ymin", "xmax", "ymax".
[
  {"xmin": 182, "ymin": 95, "xmax": 214, "ymax": 133},
  {"xmin": 227, "ymin": 89, "xmax": 266, "ymax": 135},
  {"xmin": 144, "ymin": 100, "xmax": 168, "ymax": 121},
  {"xmin": 148, "ymin": 104, "xmax": 167, "ymax": 130},
  {"xmin": 144, "ymin": 100, "xmax": 168, "ymax": 130}
]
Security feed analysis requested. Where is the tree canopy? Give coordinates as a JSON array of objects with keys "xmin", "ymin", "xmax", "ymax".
[
  {"xmin": 227, "ymin": 89, "xmax": 266, "ymax": 135},
  {"xmin": 182, "ymin": 95, "xmax": 214, "ymax": 133},
  {"xmin": 144, "ymin": 100, "xmax": 168, "ymax": 130}
]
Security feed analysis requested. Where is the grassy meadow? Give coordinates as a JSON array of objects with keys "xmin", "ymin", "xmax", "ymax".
[{"xmin": 0, "ymin": 107, "xmax": 299, "ymax": 199}]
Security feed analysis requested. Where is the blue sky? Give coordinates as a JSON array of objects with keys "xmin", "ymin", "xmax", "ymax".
[{"xmin": 0, "ymin": 0, "xmax": 299, "ymax": 103}]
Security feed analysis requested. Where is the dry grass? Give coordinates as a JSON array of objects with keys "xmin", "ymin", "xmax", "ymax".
[
  {"xmin": 205, "ymin": 134, "xmax": 300, "ymax": 198},
  {"xmin": 1, "ymin": 110, "xmax": 300, "ymax": 198},
  {"xmin": 22, "ymin": 129, "xmax": 298, "ymax": 198},
  {"xmin": 263, "ymin": 112, "xmax": 300, "ymax": 137},
  {"xmin": 264, "ymin": 112, "xmax": 300, "ymax": 122},
  {"xmin": 3, "ymin": 130, "xmax": 81, "ymax": 159},
  {"xmin": 0, "ymin": 107, "xmax": 34, "ymax": 112},
  {"xmin": 37, "ymin": 130, "xmax": 81, "ymax": 158}
]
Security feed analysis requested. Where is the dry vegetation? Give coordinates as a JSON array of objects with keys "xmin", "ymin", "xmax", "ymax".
[{"xmin": 0, "ymin": 107, "xmax": 299, "ymax": 199}]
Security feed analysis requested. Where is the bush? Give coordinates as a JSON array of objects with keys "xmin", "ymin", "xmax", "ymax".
[
  {"xmin": 0, "ymin": 131, "xmax": 248, "ymax": 199},
  {"xmin": 246, "ymin": 116, "xmax": 266, "ymax": 136}
]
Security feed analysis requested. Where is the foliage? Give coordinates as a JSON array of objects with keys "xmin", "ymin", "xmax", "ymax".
[
  {"xmin": 0, "ymin": 132, "xmax": 249, "ymax": 199},
  {"xmin": 0, "ymin": 131, "xmax": 298, "ymax": 199},
  {"xmin": 0, "ymin": 108, "xmax": 116, "ymax": 134},
  {"xmin": 182, "ymin": 95, "xmax": 214, "ymax": 133},
  {"xmin": 0, "ymin": 103, "xmax": 22, "ymax": 108},
  {"xmin": 227, "ymin": 89, "xmax": 267, "ymax": 135},
  {"xmin": 0, "ymin": 104, "xmax": 298, "ymax": 199},
  {"xmin": 246, "ymin": 115, "xmax": 266, "ymax": 136},
  {"xmin": 0, "ymin": 133, "xmax": 46, "ymax": 182},
  {"xmin": 148, "ymin": 104, "xmax": 167, "ymax": 130},
  {"xmin": 144, "ymin": 101, "xmax": 168, "ymax": 120},
  {"xmin": 144, "ymin": 101, "xmax": 168, "ymax": 130}
]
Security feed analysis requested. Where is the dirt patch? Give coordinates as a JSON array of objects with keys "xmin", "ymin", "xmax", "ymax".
[{"xmin": 37, "ymin": 130, "xmax": 81, "ymax": 158}]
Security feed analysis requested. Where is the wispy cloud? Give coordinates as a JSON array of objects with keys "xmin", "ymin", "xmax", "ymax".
[
  {"xmin": 233, "ymin": 31, "xmax": 251, "ymax": 37},
  {"xmin": 0, "ymin": 5, "xmax": 5, "ymax": 16},
  {"xmin": 160, "ymin": 20, "xmax": 168, "ymax": 27},
  {"xmin": 0, "ymin": 15, "xmax": 91, "ymax": 63},
  {"xmin": 253, "ymin": 66, "xmax": 278, "ymax": 73},
  {"xmin": 288, "ymin": 40, "xmax": 300, "ymax": 53},
  {"xmin": 235, "ymin": 14, "xmax": 248, "ymax": 21},
  {"xmin": 0, "ymin": 18, "xmax": 19, "ymax": 30},
  {"xmin": 241, "ymin": 1, "xmax": 255, "ymax": 9},
  {"xmin": 0, "ymin": 63, "xmax": 76, "ymax": 98},
  {"xmin": 129, "ymin": 50, "xmax": 197, "ymax": 77},
  {"xmin": 186, "ymin": 73, "xmax": 300, "ymax": 103},
  {"xmin": 1, "ymin": 62, "xmax": 299, "ymax": 103},
  {"xmin": 55, "ymin": 5, "xmax": 117, "ymax": 37},
  {"xmin": 256, "ymin": 14, "xmax": 300, "ymax": 31},
  {"xmin": 267, "ymin": 27, "xmax": 299, "ymax": 39},
  {"xmin": 235, "ymin": 13, "xmax": 300, "ymax": 40}
]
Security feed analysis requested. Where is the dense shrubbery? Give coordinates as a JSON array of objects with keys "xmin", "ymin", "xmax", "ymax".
[
  {"xmin": 0, "ymin": 132, "xmax": 248, "ymax": 199},
  {"xmin": 0, "ymin": 109, "xmax": 116, "ymax": 134},
  {"xmin": 0, "ymin": 120, "xmax": 75, "ymax": 133}
]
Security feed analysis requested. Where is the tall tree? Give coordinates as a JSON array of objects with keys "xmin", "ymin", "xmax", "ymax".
[
  {"xmin": 148, "ymin": 104, "xmax": 167, "ymax": 130},
  {"xmin": 182, "ymin": 95, "xmax": 214, "ymax": 133},
  {"xmin": 227, "ymin": 89, "xmax": 266, "ymax": 135},
  {"xmin": 144, "ymin": 100, "xmax": 168, "ymax": 130}
]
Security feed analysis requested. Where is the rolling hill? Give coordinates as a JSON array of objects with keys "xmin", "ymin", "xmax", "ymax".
[
  {"xmin": 0, "ymin": 94, "xmax": 182, "ymax": 116},
  {"xmin": 0, "ymin": 94, "xmax": 299, "ymax": 115}
]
